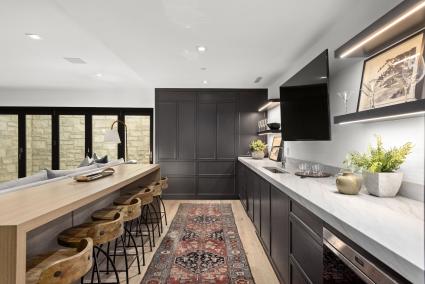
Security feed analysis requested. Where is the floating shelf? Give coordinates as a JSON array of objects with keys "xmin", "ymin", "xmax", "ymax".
[
  {"xmin": 258, "ymin": 99, "xmax": 280, "ymax": 112},
  {"xmin": 334, "ymin": 100, "xmax": 425, "ymax": 125},
  {"xmin": 335, "ymin": 0, "xmax": 425, "ymax": 58},
  {"xmin": 257, "ymin": 129, "xmax": 281, "ymax": 136}
]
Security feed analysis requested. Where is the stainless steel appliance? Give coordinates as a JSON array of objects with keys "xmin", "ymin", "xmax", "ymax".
[{"xmin": 322, "ymin": 228, "xmax": 399, "ymax": 283}]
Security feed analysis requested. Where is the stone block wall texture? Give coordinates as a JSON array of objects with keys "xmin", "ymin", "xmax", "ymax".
[
  {"xmin": 0, "ymin": 115, "xmax": 18, "ymax": 182},
  {"xmin": 26, "ymin": 115, "xmax": 52, "ymax": 176},
  {"xmin": 60, "ymin": 115, "xmax": 85, "ymax": 169},
  {"xmin": 93, "ymin": 115, "xmax": 118, "ymax": 160},
  {"xmin": 126, "ymin": 116, "xmax": 150, "ymax": 163}
]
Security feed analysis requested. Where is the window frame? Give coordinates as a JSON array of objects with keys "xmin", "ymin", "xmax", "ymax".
[{"xmin": 0, "ymin": 107, "xmax": 154, "ymax": 177}]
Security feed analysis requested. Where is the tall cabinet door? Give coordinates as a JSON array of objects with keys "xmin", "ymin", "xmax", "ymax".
[
  {"xmin": 271, "ymin": 185, "xmax": 290, "ymax": 284},
  {"xmin": 217, "ymin": 102, "xmax": 236, "ymax": 159},
  {"xmin": 198, "ymin": 102, "xmax": 217, "ymax": 160},
  {"xmin": 156, "ymin": 102, "xmax": 177, "ymax": 160},
  {"xmin": 178, "ymin": 101, "xmax": 196, "ymax": 160},
  {"xmin": 156, "ymin": 91, "xmax": 196, "ymax": 198}
]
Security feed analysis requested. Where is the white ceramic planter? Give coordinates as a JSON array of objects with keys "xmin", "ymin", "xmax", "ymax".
[
  {"xmin": 251, "ymin": 151, "xmax": 265, "ymax": 159},
  {"xmin": 362, "ymin": 171, "xmax": 403, "ymax": 197}
]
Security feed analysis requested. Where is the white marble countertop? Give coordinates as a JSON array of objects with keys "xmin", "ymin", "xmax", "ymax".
[{"xmin": 238, "ymin": 157, "xmax": 424, "ymax": 284}]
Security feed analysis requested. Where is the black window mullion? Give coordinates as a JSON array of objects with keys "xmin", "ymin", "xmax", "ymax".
[
  {"xmin": 85, "ymin": 115, "xmax": 92, "ymax": 158},
  {"xmin": 118, "ymin": 112, "xmax": 125, "ymax": 160},
  {"xmin": 52, "ymin": 113, "xmax": 59, "ymax": 170},
  {"xmin": 18, "ymin": 113, "xmax": 26, "ymax": 178}
]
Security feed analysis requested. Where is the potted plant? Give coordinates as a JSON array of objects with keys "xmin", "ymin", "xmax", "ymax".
[
  {"xmin": 344, "ymin": 136, "xmax": 413, "ymax": 197},
  {"xmin": 249, "ymin": 139, "xmax": 267, "ymax": 159}
]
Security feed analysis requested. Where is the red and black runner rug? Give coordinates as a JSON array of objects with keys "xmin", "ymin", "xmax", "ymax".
[{"xmin": 141, "ymin": 203, "xmax": 255, "ymax": 284}]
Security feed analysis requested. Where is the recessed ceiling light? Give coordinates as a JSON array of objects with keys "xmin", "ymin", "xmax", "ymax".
[
  {"xmin": 201, "ymin": 67, "xmax": 207, "ymax": 71},
  {"xmin": 197, "ymin": 45, "xmax": 207, "ymax": 53},
  {"xmin": 202, "ymin": 80, "xmax": 208, "ymax": 84},
  {"xmin": 254, "ymin": 76, "xmax": 263, "ymax": 83},
  {"xmin": 64, "ymin": 57, "xmax": 86, "ymax": 64},
  {"xmin": 185, "ymin": 25, "xmax": 192, "ymax": 29},
  {"xmin": 25, "ymin": 33, "xmax": 42, "ymax": 40},
  {"xmin": 96, "ymin": 73, "xmax": 103, "ymax": 77}
]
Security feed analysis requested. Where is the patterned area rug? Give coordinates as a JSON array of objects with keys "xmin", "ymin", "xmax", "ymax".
[{"xmin": 141, "ymin": 203, "xmax": 255, "ymax": 284}]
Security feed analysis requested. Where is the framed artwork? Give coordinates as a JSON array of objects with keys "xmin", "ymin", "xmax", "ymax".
[
  {"xmin": 269, "ymin": 136, "xmax": 282, "ymax": 161},
  {"xmin": 357, "ymin": 30, "xmax": 425, "ymax": 111}
]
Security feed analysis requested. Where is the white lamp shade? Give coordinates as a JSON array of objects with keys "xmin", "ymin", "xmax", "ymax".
[{"xmin": 104, "ymin": 128, "xmax": 121, "ymax": 144}]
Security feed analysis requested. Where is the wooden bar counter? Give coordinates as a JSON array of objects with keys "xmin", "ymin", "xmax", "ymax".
[{"xmin": 0, "ymin": 163, "xmax": 160, "ymax": 284}]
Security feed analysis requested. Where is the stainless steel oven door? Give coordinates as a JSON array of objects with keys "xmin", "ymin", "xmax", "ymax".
[{"xmin": 322, "ymin": 228, "xmax": 399, "ymax": 284}]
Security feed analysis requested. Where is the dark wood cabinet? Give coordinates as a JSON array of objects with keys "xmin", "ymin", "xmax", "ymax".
[
  {"xmin": 290, "ymin": 201, "xmax": 323, "ymax": 284},
  {"xmin": 270, "ymin": 185, "xmax": 290, "ymax": 284},
  {"xmin": 253, "ymin": 173, "xmax": 261, "ymax": 233},
  {"xmin": 290, "ymin": 259, "xmax": 309, "ymax": 284},
  {"xmin": 156, "ymin": 89, "xmax": 266, "ymax": 199},
  {"xmin": 237, "ymin": 163, "xmax": 247, "ymax": 209},
  {"xmin": 260, "ymin": 178, "xmax": 271, "ymax": 253},
  {"xmin": 246, "ymin": 169, "xmax": 254, "ymax": 220}
]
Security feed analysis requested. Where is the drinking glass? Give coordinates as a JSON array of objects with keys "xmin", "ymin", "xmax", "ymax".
[{"xmin": 312, "ymin": 164, "xmax": 323, "ymax": 176}]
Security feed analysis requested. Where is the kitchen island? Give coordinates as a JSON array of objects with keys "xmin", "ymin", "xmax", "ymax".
[
  {"xmin": 238, "ymin": 157, "xmax": 424, "ymax": 284},
  {"xmin": 0, "ymin": 163, "xmax": 160, "ymax": 284}
]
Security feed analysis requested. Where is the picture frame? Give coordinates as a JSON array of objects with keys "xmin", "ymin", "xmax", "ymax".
[
  {"xmin": 357, "ymin": 30, "xmax": 425, "ymax": 112},
  {"xmin": 269, "ymin": 136, "xmax": 282, "ymax": 161}
]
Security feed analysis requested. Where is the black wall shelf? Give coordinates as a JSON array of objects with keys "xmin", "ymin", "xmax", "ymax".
[
  {"xmin": 257, "ymin": 129, "xmax": 281, "ymax": 136},
  {"xmin": 334, "ymin": 100, "xmax": 425, "ymax": 125},
  {"xmin": 335, "ymin": 0, "xmax": 425, "ymax": 58}
]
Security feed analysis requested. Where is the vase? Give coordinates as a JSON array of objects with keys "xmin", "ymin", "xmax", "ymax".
[
  {"xmin": 251, "ymin": 151, "xmax": 265, "ymax": 159},
  {"xmin": 336, "ymin": 172, "xmax": 362, "ymax": 195},
  {"xmin": 362, "ymin": 171, "xmax": 403, "ymax": 197}
]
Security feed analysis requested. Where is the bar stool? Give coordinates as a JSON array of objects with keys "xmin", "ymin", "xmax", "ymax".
[
  {"xmin": 159, "ymin": 176, "xmax": 168, "ymax": 226},
  {"xmin": 58, "ymin": 212, "xmax": 124, "ymax": 284},
  {"xmin": 122, "ymin": 187, "xmax": 158, "ymax": 248},
  {"xmin": 26, "ymin": 238, "xmax": 93, "ymax": 284},
  {"xmin": 146, "ymin": 181, "xmax": 164, "ymax": 234},
  {"xmin": 91, "ymin": 198, "xmax": 142, "ymax": 284}
]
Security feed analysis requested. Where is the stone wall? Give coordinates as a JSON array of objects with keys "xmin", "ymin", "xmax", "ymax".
[
  {"xmin": 59, "ymin": 115, "xmax": 85, "ymax": 169},
  {"xmin": 0, "ymin": 115, "xmax": 18, "ymax": 182},
  {"xmin": 26, "ymin": 115, "xmax": 52, "ymax": 175},
  {"xmin": 126, "ymin": 116, "xmax": 150, "ymax": 163}
]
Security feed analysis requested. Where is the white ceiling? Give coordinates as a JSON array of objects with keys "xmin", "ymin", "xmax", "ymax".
[{"xmin": 0, "ymin": 0, "xmax": 386, "ymax": 91}]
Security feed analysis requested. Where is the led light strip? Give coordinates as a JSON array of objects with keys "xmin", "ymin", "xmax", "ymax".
[
  {"xmin": 258, "ymin": 102, "xmax": 273, "ymax": 112},
  {"xmin": 340, "ymin": 0, "xmax": 425, "ymax": 58},
  {"xmin": 338, "ymin": 111, "xmax": 425, "ymax": 125}
]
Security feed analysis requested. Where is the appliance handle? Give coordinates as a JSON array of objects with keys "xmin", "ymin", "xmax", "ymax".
[{"xmin": 323, "ymin": 228, "xmax": 398, "ymax": 284}]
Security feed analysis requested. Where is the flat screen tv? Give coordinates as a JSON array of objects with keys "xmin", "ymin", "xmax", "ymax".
[{"xmin": 280, "ymin": 50, "xmax": 331, "ymax": 141}]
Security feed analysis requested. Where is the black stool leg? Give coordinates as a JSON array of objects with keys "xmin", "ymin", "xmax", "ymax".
[
  {"xmin": 155, "ymin": 197, "xmax": 163, "ymax": 233},
  {"xmin": 140, "ymin": 205, "xmax": 153, "ymax": 251},
  {"xmin": 94, "ymin": 245, "xmax": 120, "ymax": 284},
  {"xmin": 148, "ymin": 202, "xmax": 161, "ymax": 238},
  {"xmin": 119, "ymin": 235, "xmax": 129, "ymax": 284},
  {"xmin": 146, "ymin": 205, "xmax": 156, "ymax": 246},
  {"xmin": 159, "ymin": 196, "xmax": 168, "ymax": 226},
  {"xmin": 124, "ymin": 226, "xmax": 143, "ymax": 270}
]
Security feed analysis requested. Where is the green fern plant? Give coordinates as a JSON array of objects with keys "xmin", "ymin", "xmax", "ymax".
[
  {"xmin": 344, "ymin": 135, "xmax": 413, "ymax": 173},
  {"xmin": 249, "ymin": 139, "xmax": 267, "ymax": 152}
]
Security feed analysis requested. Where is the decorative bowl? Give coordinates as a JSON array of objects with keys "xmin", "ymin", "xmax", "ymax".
[{"xmin": 267, "ymin": 123, "xmax": 280, "ymax": 130}]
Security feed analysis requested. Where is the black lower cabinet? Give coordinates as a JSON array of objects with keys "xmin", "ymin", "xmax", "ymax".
[
  {"xmin": 246, "ymin": 170, "xmax": 254, "ymax": 220},
  {"xmin": 260, "ymin": 178, "xmax": 271, "ymax": 253},
  {"xmin": 290, "ymin": 259, "xmax": 309, "ymax": 284},
  {"xmin": 253, "ymin": 175, "xmax": 261, "ymax": 233},
  {"xmin": 270, "ymin": 185, "xmax": 290, "ymax": 284},
  {"xmin": 237, "ymin": 163, "xmax": 247, "ymax": 209}
]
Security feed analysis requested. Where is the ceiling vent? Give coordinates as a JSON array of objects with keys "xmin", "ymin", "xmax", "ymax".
[
  {"xmin": 254, "ymin": 76, "xmax": 263, "ymax": 83},
  {"xmin": 64, "ymin": 57, "xmax": 86, "ymax": 64}
]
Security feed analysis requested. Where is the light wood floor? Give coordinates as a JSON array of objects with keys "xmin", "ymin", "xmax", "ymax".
[{"xmin": 103, "ymin": 200, "xmax": 279, "ymax": 283}]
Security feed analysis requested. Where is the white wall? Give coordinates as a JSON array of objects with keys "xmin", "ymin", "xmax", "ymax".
[
  {"xmin": 0, "ymin": 87, "xmax": 154, "ymax": 108},
  {"xmin": 267, "ymin": 0, "xmax": 424, "ymax": 187}
]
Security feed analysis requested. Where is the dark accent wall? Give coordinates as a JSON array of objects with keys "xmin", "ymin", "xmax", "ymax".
[{"xmin": 155, "ymin": 88, "xmax": 267, "ymax": 199}]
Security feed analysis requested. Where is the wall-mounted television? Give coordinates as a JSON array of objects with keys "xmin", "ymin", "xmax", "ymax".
[{"xmin": 280, "ymin": 50, "xmax": 331, "ymax": 141}]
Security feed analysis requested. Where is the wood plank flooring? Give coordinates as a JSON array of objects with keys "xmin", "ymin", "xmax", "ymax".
[{"xmin": 105, "ymin": 200, "xmax": 279, "ymax": 283}]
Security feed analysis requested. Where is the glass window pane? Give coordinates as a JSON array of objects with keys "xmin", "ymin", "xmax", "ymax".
[
  {"xmin": 26, "ymin": 115, "xmax": 52, "ymax": 175},
  {"xmin": 93, "ymin": 115, "xmax": 118, "ymax": 160},
  {"xmin": 0, "ymin": 115, "xmax": 19, "ymax": 182},
  {"xmin": 126, "ymin": 115, "xmax": 151, "ymax": 163},
  {"xmin": 59, "ymin": 115, "xmax": 85, "ymax": 169}
]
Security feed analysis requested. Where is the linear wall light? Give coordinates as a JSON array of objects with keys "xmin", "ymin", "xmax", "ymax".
[
  {"xmin": 340, "ymin": 0, "xmax": 425, "ymax": 58},
  {"xmin": 258, "ymin": 102, "xmax": 272, "ymax": 112},
  {"xmin": 337, "ymin": 111, "xmax": 425, "ymax": 125}
]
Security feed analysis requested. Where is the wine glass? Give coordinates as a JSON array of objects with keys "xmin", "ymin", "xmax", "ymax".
[
  {"xmin": 361, "ymin": 79, "xmax": 379, "ymax": 109},
  {"xmin": 337, "ymin": 90, "xmax": 354, "ymax": 113}
]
